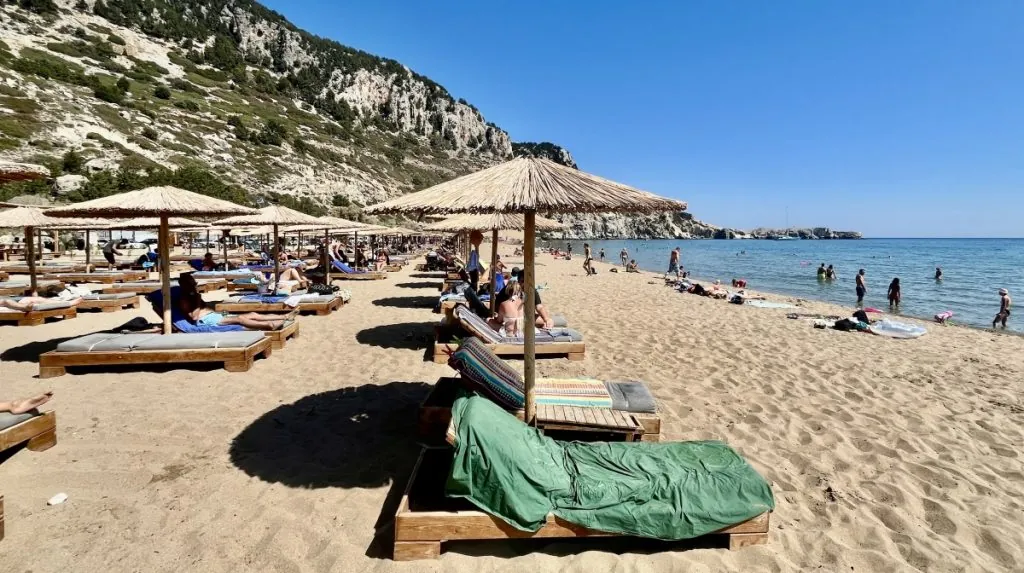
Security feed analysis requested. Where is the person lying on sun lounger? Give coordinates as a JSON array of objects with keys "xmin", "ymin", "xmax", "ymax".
[
  {"xmin": 174, "ymin": 273, "xmax": 293, "ymax": 331},
  {"xmin": 0, "ymin": 296, "xmax": 82, "ymax": 312},
  {"xmin": 0, "ymin": 391, "xmax": 52, "ymax": 414}
]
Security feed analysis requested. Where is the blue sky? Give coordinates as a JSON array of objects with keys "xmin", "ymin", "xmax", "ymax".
[{"xmin": 262, "ymin": 0, "xmax": 1024, "ymax": 237}]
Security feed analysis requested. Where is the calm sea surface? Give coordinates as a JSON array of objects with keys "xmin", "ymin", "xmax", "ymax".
[{"xmin": 545, "ymin": 238, "xmax": 1023, "ymax": 332}]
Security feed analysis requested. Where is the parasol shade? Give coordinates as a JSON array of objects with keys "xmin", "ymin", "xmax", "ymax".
[
  {"xmin": 44, "ymin": 186, "xmax": 256, "ymax": 219},
  {"xmin": 364, "ymin": 157, "xmax": 686, "ymax": 215},
  {"xmin": 425, "ymin": 213, "xmax": 565, "ymax": 232}
]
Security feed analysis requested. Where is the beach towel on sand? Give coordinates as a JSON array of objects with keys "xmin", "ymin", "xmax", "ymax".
[{"xmin": 446, "ymin": 395, "xmax": 775, "ymax": 539}]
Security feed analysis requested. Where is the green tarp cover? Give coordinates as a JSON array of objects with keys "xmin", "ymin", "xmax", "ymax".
[{"xmin": 446, "ymin": 395, "xmax": 775, "ymax": 540}]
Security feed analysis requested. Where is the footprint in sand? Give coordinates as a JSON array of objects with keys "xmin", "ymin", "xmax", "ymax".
[{"xmin": 921, "ymin": 498, "xmax": 957, "ymax": 536}]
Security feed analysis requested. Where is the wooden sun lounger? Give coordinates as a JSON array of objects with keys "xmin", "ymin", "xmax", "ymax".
[
  {"xmin": 40, "ymin": 271, "xmax": 147, "ymax": 283},
  {"xmin": 393, "ymin": 448, "xmax": 769, "ymax": 560},
  {"xmin": 78, "ymin": 295, "xmax": 142, "ymax": 313},
  {"xmin": 0, "ymin": 282, "xmax": 65, "ymax": 296},
  {"xmin": 419, "ymin": 377, "xmax": 660, "ymax": 442},
  {"xmin": 0, "ymin": 272, "xmax": 6, "ymax": 282},
  {"xmin": 0, "ymin": 411, "xmax": 57, "ymax": 542},
  {"xmin": 213, "ymin": 296, "xmax": 343, "ymax": 316},
  {"xmin": 433, "ymin": 331, "xmax": 584, "ymax": 364},
  {"xmin": 0, "ymin": 411, "xmax": 56, "ymax": 456},
  {"xmin": 329, "ymin": 270, "xmax": 386, "ymax": 281},
  {"xmin": 226, "ymin": 281, "xmax": 259, "ymax": 292},
  {"xmin": 265, "ymin": 320, "xmax": 300, "ymax": 350},
  {"xmin": 38, "ymin": 336, "xmax": 273, "ymax": 378},
  {"xmin": 0, "ymin": 263, "xmax": 93, "ymax": 273},
  {"xmin": 0, "ymin": 306, "xmax": 77, "ymax": 326},
  {"xmin": 100, "ymin": 279, "xmax": 227, "ymax": 295}
]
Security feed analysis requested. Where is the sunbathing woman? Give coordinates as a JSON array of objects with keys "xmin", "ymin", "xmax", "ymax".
[
  {"xmin": 0, "ymin": 391, "xmax": 52, "ymax": 414},
  {"xmin": 177, "ymin": 275, "xmax": 293, "ymax": 330},
  {"xmin": 494, "ymin": 280, "xmax": 525, "ymax": 337},
  {"xmin": 0, "ymin": 296, "xmax": 82, "ymax": 312}
]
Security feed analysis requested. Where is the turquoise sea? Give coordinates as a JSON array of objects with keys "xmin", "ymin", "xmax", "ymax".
[{"xmin": 548, "ymin": 238, "xmax": 1023, "ymax": 333}]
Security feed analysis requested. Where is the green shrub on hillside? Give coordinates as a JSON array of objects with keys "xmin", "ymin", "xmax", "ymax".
[{"xmin": 153, "ymin": 86, "xmax": 171, "ymax": 99}]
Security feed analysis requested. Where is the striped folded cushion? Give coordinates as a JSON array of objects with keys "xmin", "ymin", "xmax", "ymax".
[
  {"xmin": 534, "ymin": 378, "xmax": 613, "ymax": 408},
  {"xmin": 448, "ymin": 337, "xmax": 524, "ymax": 409}
]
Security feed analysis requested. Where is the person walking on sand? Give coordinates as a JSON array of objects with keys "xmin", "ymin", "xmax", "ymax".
[
  {"xmin": 583, "ymin": 243, "xmax": 595, "ymax": 276},
  {"xmin": 620, "ymin": 247, "xmax": 629, "ymax": 267},
  {"xmin": 887, "ymin": 277, "xmax": 901, "ymax": 309},
  {"xmin": 993, "ymin": 288, "xmax": 1012, "ymax": 329},
  {"xmin": 465, "ymin": 230, "xmax": 486, "ymax": 292},
  {"xmin": 598, "ymin": 248, "xmax": 605, "ymax": 262},
  {"xmin": 102, "ymin": 239, "xmax": 122, "ymax": 269},
  {"xmin": 855, "ymin": 269, "xmax": 867, "ymax": 307},
  {"xmin": 668, "ymin": 247, "xmax": 681, "ymax": 277}
]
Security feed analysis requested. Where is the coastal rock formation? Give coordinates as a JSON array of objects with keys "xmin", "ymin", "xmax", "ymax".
[{"xmin": 748, "ymin": 228, "xmax": 864, "ymax": 240}]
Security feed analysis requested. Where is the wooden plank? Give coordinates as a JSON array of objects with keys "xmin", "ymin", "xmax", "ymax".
[
  {"xmin": 729, "ymin": 532, "xmax": 769, "ymax": 549},
  {"xmin": 0, "ymin": 495, "xmax": 4, "ymax": 541},
  {"xmin": 37, "ymin": 338, "xmax": 272, "ymax": 377},
  {"xmin": 0, "ymin": 307, "xmax": 77, "ymax": 325},
  {"xmin": 393, "ymin": 541, "xmax": 441, "ymax": 561},
  {"xmin": 0, "ymin": 411, "xmax": 56, "ymax": 454}
]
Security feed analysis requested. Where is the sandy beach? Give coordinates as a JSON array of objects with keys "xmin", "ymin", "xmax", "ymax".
[{"xmin": 1, "ymin": 244, "xmax": 1022, "ymax": 572}]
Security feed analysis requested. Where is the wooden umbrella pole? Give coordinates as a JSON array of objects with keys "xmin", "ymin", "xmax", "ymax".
[
  {"xmin": 85, "ymin": 230, "xmax": 91, "ymax": 272},
  {"xmin": 323, "ymin": 228, "xmax": 329, "ymax": 279},
  {"xmin": 222, "ymin": 230, "xmax": 229, "ymax": 271},
  {"xmin": 158, "ymin": 216, "xmax": 172, "ymax": 335},
  {"xmin": 26, "ymin": 226, "xmax": 37, "ymax": 296},
  {"xmin": 273, "ymin": 224, "xmax": 281, "ymax": 288},
  {"xmin": 206, "ymin": 230, "xmax": 211, "ymax": 255},
  {"xmin": 523, "ymin": 211, "xmax": 537, "ymax": 424},
  {"xmin": 489, "ymin": 228, "xmax": 498, "ymax": 315}
]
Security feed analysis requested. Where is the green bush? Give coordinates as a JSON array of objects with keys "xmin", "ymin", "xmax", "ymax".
[
  {"xmin": 141, "ymin": 126, "xmax": 158, "ymax": 140},
  {"xmin": 226, "ymin": 115, "xmax": 244, "ymax": 129},
  {"xmin": 173, "ymin": 99, "xmax": 200, "ymax": 112},
  {"xmin": 107, "ymin": 34, "xmax": 126, "ymax": 46},
  {"xmin": 18, "ymin": 0, "xmax": 59, "ymax": 15},
  {"xmin": 255, "ymin": 118, "xmax": 287, "ymax": 146},
  {"xmin": 62, "ymin": 150, "xmax": 84, "ymax": 174},
  {"xmin": 153, "ymin": 86, "xmax": 171, "ymax": 99},
  {"xmin": 93, "ymin": 83, "xmax": 124, "ymax": 104},
  {"xmin": 116, "ymin": 76, "xmax": 131, "ymax": 93}
]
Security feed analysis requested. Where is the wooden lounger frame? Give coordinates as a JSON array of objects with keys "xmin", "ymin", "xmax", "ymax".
[
  {"xmin": 432, "ymin": 331, "xmax": 584, "ymax": 364},
  {"xmin": 40, "ymin": 271, "xmax": 146, "ymax": 283},
  {"xmin": 101, "ymin": 279, "xmax": 227, "ymax": 295},
  {"xmin": 78, "ymin": 296, "xmax": 142, "ymax": 313},
  {"xmin": 420, "ymin": 377, "xmax": 660, "ymax": 442},
  {"xmin": 0, "ymin": 282, "xmax": 65, "ymax": 296},
  {"xmin": 329, "ymin": 271, "xmax": 386, "ymax": 281},
  {"xmin": 0, "ymin": 306, "xmax": 77, "ymax": 326},
  {"xmin": 265, "ymin": 320, "xmax": 300, "ymax": 350},
  {"xmin": 393, "ymin": 448, "xmax": 769, "ymax": 560},
  {"xmin": 213, "ymin": 296, "xmax": 343, "ymax": 316},
  {"xmin": 38, "ymin": 336, "xmax": 273, "ymax": 378},
  {"xmin": 226, "ymin": 280, "xmax": 258, "ymax": 290},
  {"xmin": 0, "ymin": 271, "xmax": 7, "ymax": 282},
  {"xmin": 0, "ymin": 411, "xmax": 57, "ymax": 542}
]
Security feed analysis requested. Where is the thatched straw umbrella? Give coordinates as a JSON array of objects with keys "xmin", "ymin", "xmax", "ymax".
[
  {"xmin": 0, "ymin": 161, "xmax": 50, "ymax": 184},
  {"xmin": 46, "ymin": 186, "xmax": 256, "ymax": 334},
  {"xmin": 366, "ymin": 157, "xmax": 686, "ymax": 422},
  {"xmin": 212, "ymin": 205, "xmax": 322, "ymax": 289},
  {"xmin": 0, "ymin": 207, "xmax": 64, "ymax": 295},
  {"xmin": 426, "ymin": 213, "xmax": 566, "ymax": 313}
]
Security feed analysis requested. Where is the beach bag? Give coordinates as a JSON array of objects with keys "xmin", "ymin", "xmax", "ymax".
[{"xmin": 307, "ymin": 283, "xmax": 336, "ymax": 295}]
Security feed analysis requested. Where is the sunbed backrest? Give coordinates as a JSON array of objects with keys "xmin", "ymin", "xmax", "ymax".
[
  {"xmin": 448, "ymin": 337, "xmax": 524, "ymax": 409},
  {"xmin": 454, "ymin": 305, "xmax": 501, "ymax": 343}
]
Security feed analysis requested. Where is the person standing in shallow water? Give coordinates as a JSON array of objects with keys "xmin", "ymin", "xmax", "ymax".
[
  {"xmin": 993, "ymin": 288, "xmax": 1011, "ymax": 329},
  {"xmin": 855, "ymin": 269, "xmax": 867, "ymax": 307},
  {"xmin": 668, "ymin": 247, "xmax": 681, "ymax": 276},
  {"xmin": 619, "ymin": 247, "xmax": 629, "ymax": 267},
  {"xmin": 826, "ymin": 265, "xmax": 837, "ymax": 280},
  {"xmin": 817, "ymin": 263, "xmax": 826, "ymax": 279},
  {"xmin": 887, "ymin": 277, "xmax": 901, "ymax": 309},
  {"xmin": 935, "ymin": 267, "xmax": 943, "ymax": 281},
  {"xmin": 598, "ymin": 248, "xmax": 605, "ymax": 262}
]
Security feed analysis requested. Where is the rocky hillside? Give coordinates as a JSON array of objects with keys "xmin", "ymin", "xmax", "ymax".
[{"xmin": 0, "ymin": 0, "xmax": 515, "ymax": 216}]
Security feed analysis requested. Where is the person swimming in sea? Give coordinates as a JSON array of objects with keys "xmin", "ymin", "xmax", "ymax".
[
  {"xmin": 817, "ymin": 263, "xmax": 826, "ymax": 279},
  {"xmin": 825, "ymin": 265, "xmax": 837, "ymax": 280},
  {"xmin": 935, "ymin": 267, "xmax": 943, "ymax": 281}
]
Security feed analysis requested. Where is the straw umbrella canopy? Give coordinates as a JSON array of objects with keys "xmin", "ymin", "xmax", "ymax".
[
  {"xmin": 0, "ymin": 207, "xmax": 64, "ymax": 294},
  {"xmin": 0, "ymin": 161, "xmax": 50, "ymax": 184},
  {"xmin": 212, "ymin": 205, "xmax": 322, "ymax": 287},
  {"xmin": 46, "ymin": 186, "xmax": 256, "ymax": 334},
  {"xmin": 108, "ymin": 217, "xmax": 208, "ymax": 230},
  {"xmin": 365, "ymin": 157, "xmax": 687, "ymax": 423},
  {"xmin": 425, "ymin": 213, "xmax": 566, "ymax": 313}
]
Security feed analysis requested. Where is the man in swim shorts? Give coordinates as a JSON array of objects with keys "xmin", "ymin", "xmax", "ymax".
[{"xmin": 855, "ymin": 269, "xmax": 867, "ymax": 308}]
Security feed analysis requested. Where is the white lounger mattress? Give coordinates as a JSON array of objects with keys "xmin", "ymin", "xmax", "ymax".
[{"xmin": 57, "ymin": 331, "xmax": 266, "ymax": 352}]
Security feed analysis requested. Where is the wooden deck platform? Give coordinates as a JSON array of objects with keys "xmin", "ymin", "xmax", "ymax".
[
  {"xmin": 393, "ymin": 448, "xmax": 770, "ymax": 560},
  {"xmin": 0, "ymin": 306, "xmax": 77, "ymax": 326},
  {"xmin": 78, "ymin": 296, "xmax": 142, "ymax": 313},
  {"xmin": 213, "ymin": 296, "xmax": 343, "ymax": 316},
  {"xmin": 38, "ymin": 336, "xmax": 272, "ymax": 378}
]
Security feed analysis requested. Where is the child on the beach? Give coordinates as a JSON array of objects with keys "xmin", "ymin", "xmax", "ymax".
[{"xmin": 993, "ymin": 288, "xmax": 1011, "ymax": 329}]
